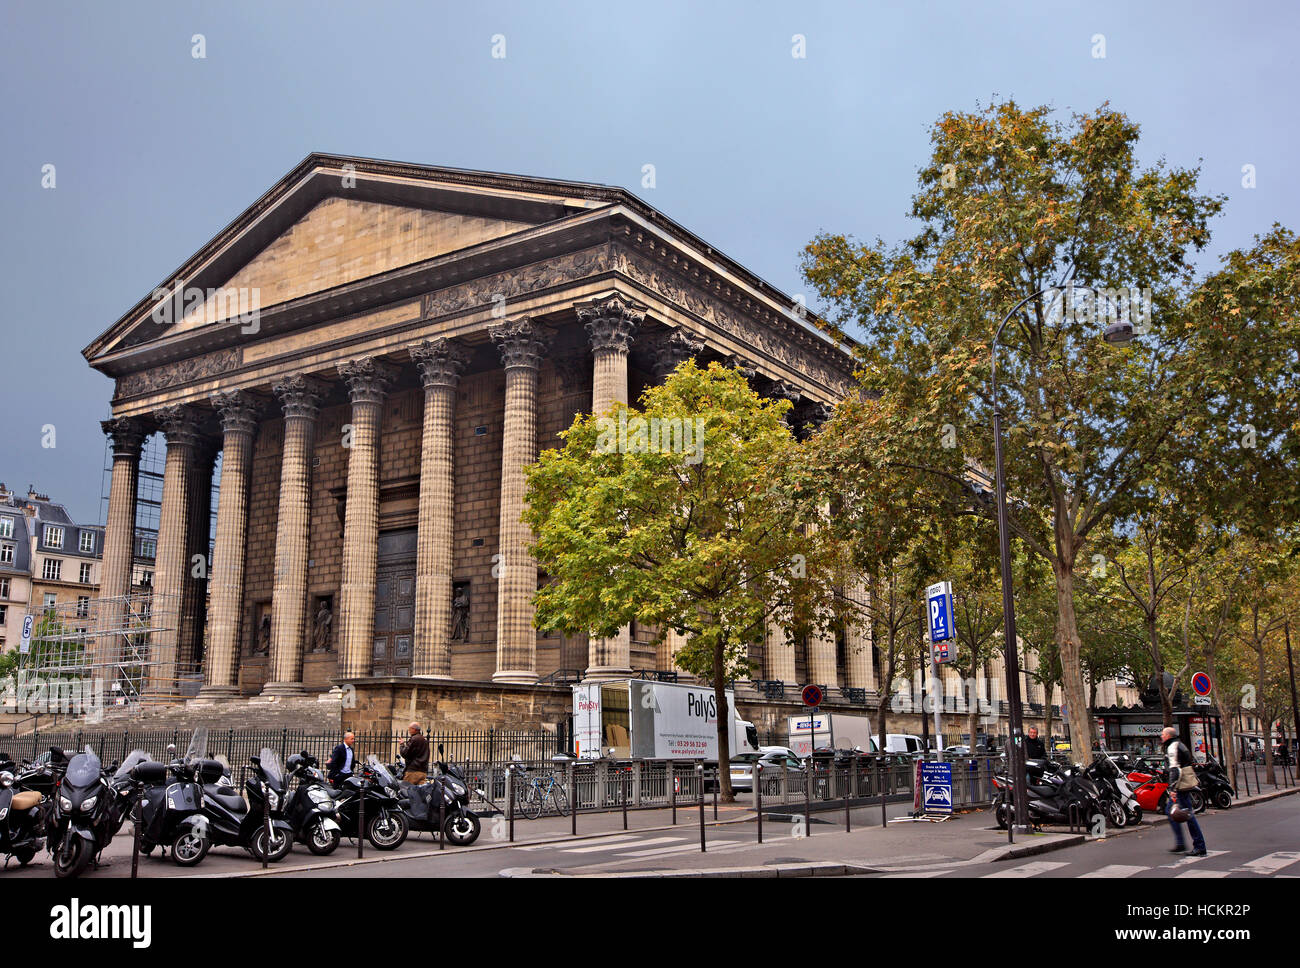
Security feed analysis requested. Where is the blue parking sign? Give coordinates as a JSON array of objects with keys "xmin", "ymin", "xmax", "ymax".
[
  {"xmin": 921, "ymin": 762, "xmax": 953, "ymax": 813},
  {"xmin": 927, "ymin": 581, "xmax": 954, "ymax": 644}
]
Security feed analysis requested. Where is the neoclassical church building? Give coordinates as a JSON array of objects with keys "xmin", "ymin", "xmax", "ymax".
[{"xmin": 82, "ymin": 154, "xmax": 878, "ymax": 729}]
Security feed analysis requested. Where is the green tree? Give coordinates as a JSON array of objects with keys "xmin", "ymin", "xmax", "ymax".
[
  {"xmin": 801, "ymin": 100, "xmax": 1226, "ymax": 758},
  {"xmin": 524, "ymin": 362, "xmax": 837, "ymax": 799}
]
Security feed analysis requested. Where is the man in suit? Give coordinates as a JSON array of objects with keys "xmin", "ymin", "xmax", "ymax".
[{"xmin": 327, "ymin": 731, "xmax": 356, "ymax": 787}]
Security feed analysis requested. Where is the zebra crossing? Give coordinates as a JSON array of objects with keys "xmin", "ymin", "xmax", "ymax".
[
  {"xmin": 515, "ymin": 830, "xmax": 751, "ymax": 860},
  {"xmin": 975, "ymin": 849, "xmax": 1299, "ymax": 879}
]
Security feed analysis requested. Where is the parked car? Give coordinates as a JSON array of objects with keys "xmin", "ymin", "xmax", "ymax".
[
  {"xmin": 944, "ymin": 745, "xmax": 971, "ymax": 756},
  {"xmin": 727, "ymin": 750, "xmax": 804, "ymax": 793}
]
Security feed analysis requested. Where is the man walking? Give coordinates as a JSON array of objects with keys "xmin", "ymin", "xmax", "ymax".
[
  {"xmin": 399, "ymin": 722, "xmax": 430, "ymax": 785},
  {"xmin": 1162, "ymin": 725, "xmax": 1207, "ymax": 857},
  {"xmin": 327, "ymin": 730, "xmax": 356, "ymax": 788}
]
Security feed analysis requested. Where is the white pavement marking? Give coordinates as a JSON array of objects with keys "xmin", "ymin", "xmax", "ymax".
[
  {"xmin": 516, "ymin": 834, "xmax": 646, "ymax": 851},
  {"xmin": 1079, "ymin": 865, "xmax": 1148, "ymax": 878},
  {"xmin": 1176, "ymin": 869, "xmax": 1229, "ymax": 878},
  {"xmin": 562, "ymin": 836, "xmax": 684, "ymax": 854},
  {"xmin": 1161, "ymin": 849, "xmax": 1229, "ymax": 869},
  {"xmin": 617, "ymin": 839, "xmax": 740, "ymax": 858},
  {"xmin": 1234, "ymin": 851, "xmax": 1300, "ymax": 875},
  {"xmin": 982, "ymin": 861, "xmax": 1069, "ymax": 878},
  {"xmin": 882, "ymin": 869, "xmax": 953, "ymax": 878}
]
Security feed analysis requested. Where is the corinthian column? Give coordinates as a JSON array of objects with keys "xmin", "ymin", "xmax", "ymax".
[
  {"xmin": 764, "ymin": 608, "xmax": 796, "ymax": 683},
  {"xmin": 150, "ymin": 404, "xmax": 202, "ymax": 696},
  {"xmin": 263, "ymin": 374, "xmax": 327, "ymax": 695},
  {"xmin": 410, "ymin": 339, "xmax": 468, "ymax": 678},
  {"xmin": 97, "ymin": 417, "xmax": 147, "ymax": 671},
  {"xmin": 490, "ymin": 318, "xmax": 547, "ymax": 684},
  {"xmin": 200, "ymin": 390, "xmax": 260, "ymax": 698},
  {"xmin": 843, "ymin": 574, "xmax": 876, "ymax": 692},
  {"xmin": 648, "ymin": 327, "xmax": 704, "ymax": 382},
  {"xmin": 336, "ymin": 357, "xmax": 396, "ymax": 680},
  {"xmin": 577, "ymin": 294, "xmax": 644, "ymax": 681},
  {"xmin": 180, "ymin": 438, "xmax": 217, "ymax": 669}
]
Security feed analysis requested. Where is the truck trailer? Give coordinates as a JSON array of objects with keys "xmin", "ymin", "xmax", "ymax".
[{"xmin": 573, "ymin": 679, "xmax": 759, "ymax": 761}]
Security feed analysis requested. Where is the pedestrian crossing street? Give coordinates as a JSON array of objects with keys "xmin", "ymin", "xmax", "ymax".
[
  {"xmin": 973, "ymin": 850, "xmax": 1300, "ymax": 879},
  {"xmin": 515, "ymin": 831, "xmax": 751, "ymax": 860}
]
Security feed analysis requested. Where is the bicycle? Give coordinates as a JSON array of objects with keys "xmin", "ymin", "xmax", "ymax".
[{"xmin": 519, "ymin": 769, "xmax": 569, "ymax": 819}]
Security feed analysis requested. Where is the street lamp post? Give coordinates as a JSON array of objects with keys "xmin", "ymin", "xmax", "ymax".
[{"xmin": 989, "ymin": 284, "xmax": 1130, "ymax": 833}]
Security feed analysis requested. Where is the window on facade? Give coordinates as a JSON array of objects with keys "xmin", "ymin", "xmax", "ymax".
[
  {"xmin": 44, "ymin": 526, "xmax": 64, "ymax": 549},
  {"xmin": 76, "ymin": 596, "xmax": 90, "ymax": 617},
  {"xmin": 0, "ymin": 544, "xmax": 13, "ymax": 565},
  {"xmin": 0, "ymin": 605, "xmax": 6, "ymax": 626},
  {"xmin": 0, "ymin": 516, "xmax": 12, "ymax": 538},
  {"xmin": 79, "ymin": 562, "xmax": 92, "ymax": 584},
  {"xmin": 43, "ymin": 593, "xmax": 56, "ymax": 610},
  {"xmin": 140, "ymin": 539, "xmax": 156, "ymax": 559},
  {"xmin": 0, "ymin": 577, "xmax": 8, "ymax": 599},
  {"xmin": 43, "ymin": 558, "xmax": 62, "ymax": 581},
  {"xmin": 79, "ymin": 531, "xmax": 95, "ymax": 553}
]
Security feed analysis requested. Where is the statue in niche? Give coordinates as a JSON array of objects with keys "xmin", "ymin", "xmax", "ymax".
[
  {"xmin": 256, "ymin": 611, "xmax": 271, "ymax": 655},
  {"xmin": 451, "ymin": 585, "xmax": 470, "ymax": 641},
  {"xmin": 313, "ymin": 598, "xmax": 334, "ymax": 652}
]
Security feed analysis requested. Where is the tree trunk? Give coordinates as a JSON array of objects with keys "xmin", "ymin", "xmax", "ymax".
[
  {"xmin": 714, "ymin": 638, "xmax": 733, "ymax": 801},
  {"xmin": 876, "ymin": 628, "xmax": 896, "ymax": 760},
  {"xmin": 1149, "ymin": 612, "xmax": 1173, "ymax": 727},
  {"xmin": 1052, "ymin": 561, "xmax": 1094, "ymax": 760}
]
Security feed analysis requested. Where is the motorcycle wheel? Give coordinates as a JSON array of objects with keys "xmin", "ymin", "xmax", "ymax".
[
  {"xmin": 994, "ymin": 801, "xmax": 1011, "ymax": 830},
  {"xmin": 307, "ymin": 818, "xmax": 341, "ymax": 856},
  {"xmin": 250, "ymin": 826, "xmax": 292, "ymax": 863},
  {"xmin": 1213, "ymin": 789, "xmax": 1233, "ymax": 810},
  {"xmin": 1126, "ymin": 805, "xmax": 1144, "ymax": 826},
  {"xmin": 443, "ymin": 813, "xmax": 481, "ymax": 846},
  {"xmin": 171, "ymin": 829, "xmax": 210, "ymax": 867},
  {"xmin": 54, "ymin": 836, "xmax": 92, "ymax": 879},
  {"xmin": 1105, "ymin": 800, "xmax": 1127, "ymax": 829},
  {"xmin": 367, "ymin": 810, "xmax": 408, "ymax": 851},
  {"xmin": 1188, "ymin": 789, "xmax": 1207, "ymax": 814}
]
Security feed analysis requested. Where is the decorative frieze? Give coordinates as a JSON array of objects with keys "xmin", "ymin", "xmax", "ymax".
[{"xmin": 117, "ymin": 347, "xmax": 241, "ymax": 398}]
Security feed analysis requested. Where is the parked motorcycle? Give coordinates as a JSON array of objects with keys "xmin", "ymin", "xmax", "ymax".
[
  {"xmin": 394, "ymin": 745, "xmax": 481, "ymax": 846},
  {"xmin": 285, "ymin": 752, "xmax": 342, "ymax": 855},
  {"xmin": 1085, "ymin": 755, "xmax": 1143, "ymax": 828},
  {"xmin": 333, "ymin": 756, "xmax": 408, "ymax": 851},
  {"xmin": 993, "ymin": 758, "xmax": 1105, "ymax": 831},
  {"xmin": 128, "ymin": 749, "xmax": 210, "ymax": 866},
  {"xmin": 0, "ymin": 761, "xmax": 45, "ymax": 868},
  {"xmin": 1123, "ymin": 758, "xmax": 1207, "ymax": 815},
  {"xmin": 45, "ymin": 745, "xmax": 135, "ymax": 878}
]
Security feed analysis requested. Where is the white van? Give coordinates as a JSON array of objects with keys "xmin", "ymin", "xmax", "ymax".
[{"xmin": 873, "ymin": 733, "xmax": 927, "ymax": 754}]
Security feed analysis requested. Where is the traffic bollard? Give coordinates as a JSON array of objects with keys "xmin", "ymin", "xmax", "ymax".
[
  {"xmin": 877, "ymin": 757, "xmax": 886, "ymax": 829},
  {"xmin": 438, "ymin": 784, "xmax": 446, "ymax": 851},
  {"xmin": 131, "ymin": 786, "xmax": 142, "ymax": 879},
  {"xmin": 846, "ymin": 760, "xmax": 854, "ymax": 832},
  {"xmin": 358, "ymin": 774, "xmax": 366, "ymax": 859},
  {"xmin": 669, "ymin": 761, "xmax": 676, "ymax": 825},
  {"xmin": 570, "ymin": 761, "xmax": 578, "ymax": 837},
  {"xmin": 506, "ymin": 766, "xmax": 515, "ymax": 843},
  {"xmin": 697, "ymin": 762, "xmax": 706, "ymax": 852},
  {"xmin": 755, "ymin": 762, "xmax": 763, "ymax": 843},
  {"xmin": 622, "ymin": 765, "xmax": 629, "ymax": 830},
  {"xmin": 713, "ymin": 763, "xmax": 718, "ymax": 820},
  {"xmin": 804, "ymin": 756, "xmax": 812, "ymax": 837}
]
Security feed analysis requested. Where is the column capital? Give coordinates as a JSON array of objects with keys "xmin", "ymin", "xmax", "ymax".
[
  {"xmin": 649, "ymin": 327, "xmax": 705, "ymax": 380},
  {"xmin": 272, "ymin": 373, "xmax": 329, "ymax": 420},
  {"xmin": 577, "ymin": 293, "xmax": 645, "ymax": 354},
  {"xmin": 410, "ymin": 338, "xmax": 470, "ymax": 389},
  {"xmin": 152, "ymin": 404, "xmax": 204, "ymax": 449},
  {"xmin": 726, "ymin": 353, "xmax": 757, "ymax": 380},
  {"xmin": 101, "ymin": 417, "xmax": 147, "ymax": 458},
  {"xmin": 337, "ymin": 357, "xmax": 397, "ymax": 405},
  {"xmin": 766, "ymin": 379, "xmax": 803, "ymax": 404},
  {"xmin": 491, "ymin": 317, "xmax": 549, "ymax": 371},
  {"xmin": 210, "ymin": 389, "xmax": 263, "ymax": 436}
]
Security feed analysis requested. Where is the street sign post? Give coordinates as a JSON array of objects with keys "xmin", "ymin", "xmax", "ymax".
[
  {"xmin": 925, "ymin": 582, "xmax": 953, "ymax": 760},
  {"xmin": 921, "ymin": 762, "xmax": 953, "ymax": 814}
]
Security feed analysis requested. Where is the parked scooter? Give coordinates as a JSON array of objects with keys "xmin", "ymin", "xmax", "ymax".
[
  {"xmin": 45, "ymin": 745, "xmax": 136, "ymax": 878},
  {"xmin": 992, "ymin": 758, "xmax": 1105, "ymax": 831},
  {"xmin": 1085, "ymin": 755, "xmax": 1143, "ymax": 828},
  {"xmin": 284, "ymin": 751, "xmax": 342, "ymax": 855},
  {"xmin": 333, "ymin": 756, "xmax": 408, "ymax": 850},
  {"xmin": 1195, "ymin": 756, "xmax": 1235, "ymax": 810},
  {"xmin": 128, "ymin": 749, "xmax": 210, "ymax": 866},
  {"xmin": 394, "ymin": 745, "xmax": 481, "ymax": 846},
  {"xmin": 0, "ymin": 761, "xmax": 45, "ymax": 868},
  {"xmin": 1123, "ymin": 756, "xmax": 1207, "ymax": 815}
]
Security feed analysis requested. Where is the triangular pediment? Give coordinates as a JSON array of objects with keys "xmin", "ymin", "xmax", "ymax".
[{"xmin": 85, "ymin": 154, "xmax": 622, "ymax": 363}]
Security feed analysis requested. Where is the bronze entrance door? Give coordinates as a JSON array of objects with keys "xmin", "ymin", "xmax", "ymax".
[{"xmin": 373, "ymin": 529, "xmax": 418, "ymax": 677}]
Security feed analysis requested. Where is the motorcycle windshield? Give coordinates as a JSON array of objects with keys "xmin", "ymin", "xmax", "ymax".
[
  {"xmin": 66, "ymin": 749, "xmax": 102, "ymax": 787},
  {"xmin": 114, "ymin": 750, "xmax": 151, "ymax": 780},
  {"xmin": 185, "ymin": 726, "xmax": 209, "ymax": 762},
  {"xmin": 259, "ymin": 748, "xmax": 283, "ymax": 786},
  {"xmin": 366, "ymin": 754, "xmax": 396, "ymax": 786}
]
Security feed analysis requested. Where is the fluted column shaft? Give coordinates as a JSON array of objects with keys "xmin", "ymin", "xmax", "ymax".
[
  {"xmin": 844, "ymin": 575, "xmax": 876, "ymax": 691},
  {"xmin": 764, "ymin": 609, "xmax": 797, "ymax": 682},
  {"xmin": 411, "ymin": 339, "xmax": 467, "ymax": 678},
  {"xmin": 150, "ymin": 405, "xmax": 201, "ymax": 695},
  {"xmin": 337, "ymin": 359, "xmax": 395, "ymax": 680},
  {"xmin": 491, "ymin": 319, "xmax": 546, "ymax": 684},
  {"xmin": 97, "ymin": 418, "xmax": 146, "ymax": 671},
  {"xmin": 578, "ymin": 294, "xmax": 643, "ymax": 681},
  {"xmin": 264, "ymin": 375, "xmax": 326, "ymax": 695},
  {"xmin": 180, "ymin": 442, "xmax": 216, "ymax": 668},
  {"xmin": 200, "ymin": 392, "xmax": 259, "ymax": 697}
]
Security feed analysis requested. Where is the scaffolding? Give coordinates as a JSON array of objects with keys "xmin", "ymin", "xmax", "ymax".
[{"xmin": 14, "ymin": 592, "xmax": 199, "ymax": 718}]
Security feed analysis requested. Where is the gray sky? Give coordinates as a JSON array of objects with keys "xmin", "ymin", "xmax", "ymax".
[{"xmin": 2, "ymin": 0, "xmax": 1296, "ymax": 522}]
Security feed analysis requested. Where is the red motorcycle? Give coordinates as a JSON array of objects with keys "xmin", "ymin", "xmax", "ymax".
[{"xmin": 1121, "ymin": 754, "xmax": 1206, "ymax": 814}]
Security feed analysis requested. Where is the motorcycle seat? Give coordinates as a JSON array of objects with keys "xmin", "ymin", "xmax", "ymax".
[
  {"xmin": 11, "ymin": 791, "xmax": 41, "ymax": 811},
  {"xmin": 208, "ymin": 790, "xmax": 247, "ymax": 812},
  {"xmin": 1027, "ymin": 784, "xmax": 1057, "ymax": 798}
]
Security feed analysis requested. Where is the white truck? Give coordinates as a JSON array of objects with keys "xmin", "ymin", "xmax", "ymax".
[
  {"xmin": 573, "ymin": 679, "xmax": 759, "ymax": 761},
  {"xmin": 787, "ymin": 711, "xmax": 926, "ymax": 756}
]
